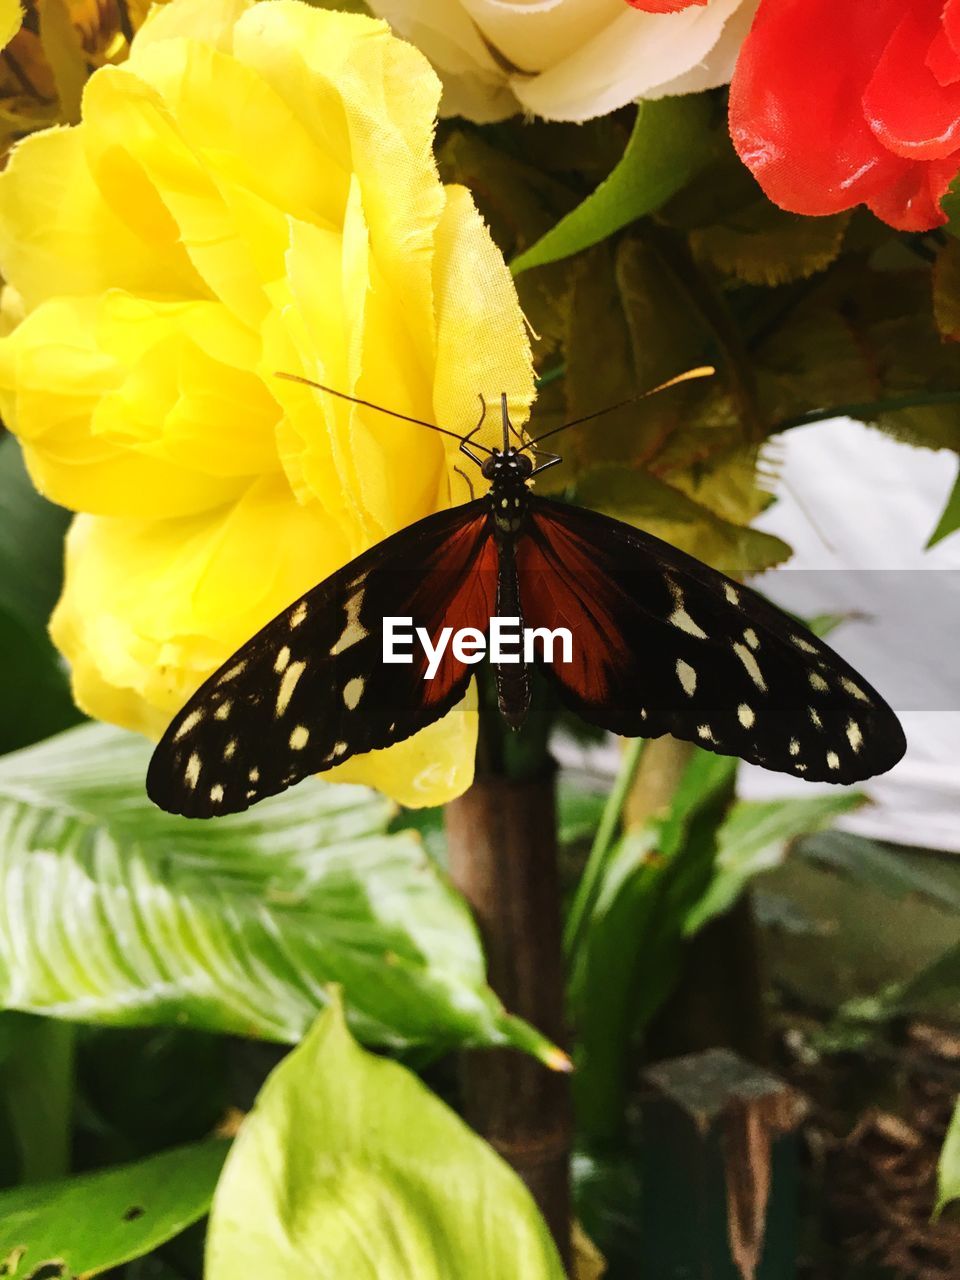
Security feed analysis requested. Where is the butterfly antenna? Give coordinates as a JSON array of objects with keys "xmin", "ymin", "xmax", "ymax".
[
  {"xmin": 518, "ymin": 365, "xmax": 716, "ymax": 453},
  {"xmin": 275, "ymin": 372, "xmax": 493, "ymax": 454}
]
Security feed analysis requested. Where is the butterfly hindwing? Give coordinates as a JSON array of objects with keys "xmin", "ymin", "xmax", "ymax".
[
  {"xmin": 147, "ymin": 500, "xmax": 496, "ymax": 817},
  {"xmin": 518, "ymin": 496, "xmax": 906, "ymax": 783}
]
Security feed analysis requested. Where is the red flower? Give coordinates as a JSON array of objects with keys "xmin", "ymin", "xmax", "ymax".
[
  {"xmin": 729, "ymin": 0, "xmax": 960, "ymax": 232},
  {"xmin": 626, "ymin": 1, "xmax": 707, "ymax": 11}
]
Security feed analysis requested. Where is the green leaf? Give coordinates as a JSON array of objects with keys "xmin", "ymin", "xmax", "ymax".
[
  {"xmin": 206, "ymin": 997, "xmax": 566, "ymax": 1280},
  {"xmin": 690, "ymin": 203, "xmax": 851, "ymax": 287},
  {"xmin": 0, "ymin": 1140, "xmax": 227, "ymax": 1278},
  {"xmin": 683, "ymin": 791, "xmax": 865, "ymax": 935},
  {"xmin": 0, "ymin": 436, "xmax": 71, "ymax": 635},
  {"xmin": 0, "ymin": 723, "xmax": 556, "ymax": 1062},
  {"xmin": 569, "ymin": 749, "xmax": 737, "ymax": 1143},
  {"xmin": 0, "ymin": 1014, "xmax": 74, "ymax": 1185},
  {"xmin": 927, "ymin": 463, "xmax": 960, "ymax": 548},
  {"xmin": 0, "ymin": 438, "xmax": 81, "ymax": 753},
  {"xmin": 576, "ymin": 466, "xmax": 790, "ymax": 575},
  {"xmin": 936, "ymin": 1097, "xmax": 960, "ymax": 1217},
  {"xmin": 511, "ymin": 95, "xmax": 717, "ymax": 276},
  {"xmin": 934, "ymin": 237, "xmax": 960, "ymax": 341}
]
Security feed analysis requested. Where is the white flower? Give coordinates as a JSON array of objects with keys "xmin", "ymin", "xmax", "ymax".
[{"xmin": 366, "ymin": 0, "xmax": 758, "ymax": 123}]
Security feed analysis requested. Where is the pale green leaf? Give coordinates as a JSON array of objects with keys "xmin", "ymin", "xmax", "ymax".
[
  {"xmin": 576, "ymin": 466, "xmax": 790, "ymax": 575},
  {"xmin": 0, "ymin": 723, "xmax": 556, "ymax": 1062},
  {"xmin": 683, "ymin": 791, "xmax": 865, "ymax": 935},
  {"xmin": 936, "ymin": 1097, "xmax": 960, "ymax": 1217},
  {"xmin": 690, "ymin": 202, "xmax": 851, "ymax": 287},
  {"xmin": 206, "ymin": 997, "xmax": 566, "ymax": 1280},
  {"xmin": 511, "ymin": 95, "xmax": 716, "ymax": 276},
  {"xmin": 0, "ymin": 1140, "xmax": 227, "ymax": 1278}
]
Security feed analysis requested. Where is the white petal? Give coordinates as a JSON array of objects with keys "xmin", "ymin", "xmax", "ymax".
[
  {"xmin": 510, "ymin": 0, "xmax": 748, "ymax": 122},
  {"xmin": 368, "ymin": 0, "xmax": 517, "ymax": 121}
]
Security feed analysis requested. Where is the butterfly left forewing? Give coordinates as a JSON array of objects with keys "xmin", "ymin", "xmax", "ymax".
[
  {"xmin": 147, "ymin": 500, "xmax": 496, "ymax": 817},
  {"xmin": 518, "ymin": 497, "xmax": 906, "ymax": 783}
]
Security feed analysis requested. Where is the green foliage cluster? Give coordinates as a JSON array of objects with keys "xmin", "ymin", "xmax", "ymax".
[{"xmin": 0, "ymin": 89, "xmax": 958, "ymax": 1279}]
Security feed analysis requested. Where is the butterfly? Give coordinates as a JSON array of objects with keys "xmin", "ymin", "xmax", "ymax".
[{"xmin": 147, "ymin": 370, "xmax": 906, "ymax": 817}]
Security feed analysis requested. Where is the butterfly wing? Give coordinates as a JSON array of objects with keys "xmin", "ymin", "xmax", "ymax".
[
  {"xmin": 518, "ymin": 496, "xmax": 906, "ymax": 783},
  {"xmin": 147, "ymin": 499, "xmax": 496, "ymax": 817}
]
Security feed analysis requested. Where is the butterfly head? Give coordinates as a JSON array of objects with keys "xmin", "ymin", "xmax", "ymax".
[
  {"xmin": 482, "ymin": 447, "xmax": 533, "ymax": 533},
  {"xmin": 480, "ymin": 447, "xmax": 533, "ymax": 482}
]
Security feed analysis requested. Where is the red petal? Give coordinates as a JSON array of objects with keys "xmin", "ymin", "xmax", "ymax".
[
  {"xmin": 866, "ymin": 150, "xmax": 959, "ymax": 230},
  {"xmin": 625, "ymin": 0, "xmax": 707, "ymax": 10},
  {"xmin": 944, "ymin": 0, "xmax": 960, "ymax": 54},
  {"xmin": 926, "ymin": 25, "xmax": 960, "ymax": 87},
  {"xmin": 730, "ymin": 0, "xmax": 908, "ymax": 216},
  {"xmin": 864, "ymin": 9, "xmax": 960, "ymax": 158}
]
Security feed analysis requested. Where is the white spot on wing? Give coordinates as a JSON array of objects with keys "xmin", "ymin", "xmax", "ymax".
[
  {"xmin": 670, "ymin": 607, "xmax": 708, "ymax": 639},
  {"xmin": 218, "ymin": 661, "xmax": 247, "ymax": 685},
  {"xmin": 734, "ymin": 642, "xmax": 766, "ymax": 691},
  {"xmin": 789, "ymin": 738, "xmax": 800, "ymax": 756},
  {"xmin": 809, "ymin": 671, "xmax": 828, "ymax": 692},
  {"xmin": 289, "ymin": 725, "xmax": 309, "ymax": 750},
  {"xmin": 290, "ymin": 602, "xmax": 308, "ymax": 628},
  {"xmin": 846, "ymin": 720, "xmax": 863, "ymax": 752},
  {"xmin": 331, "ymin": 591, "xmax": 368, "ymax": 656},
  {"xmin": 792, "ymin": 634, "xmax": 817, "ymax": 655},
  {"xmin": 343, "ymin": 676, "xmax": 365, "ymax": 710},
  {"xmin": 174, "ymin": 709, "xmax": 203, "ymax": 741},
  {"xmin": 275, "ymin": 646, "xmax": 291, "ymax": 674},
  {"xmin": 224, "ymin": 739, "xmax": 237, "ymax": 761},
  {"xmin": 697, "ymin": 724, "xmax": 715, "ymax": 742},
  {"xmin": 841, "ymin": 676, "xmax": 869, "ymax": 702},
  {"xmin": 676, "ymin": 659, "xmax": 697, "ymax": 696},
  {"xmin": 185, "ymin": 754, "xmax": 201, "ymax": 789},
  {"xmin": 744, "ymin": 628, "xmax": 759, "ymax": 650},
  {"xmin": 333, "ymin": 741, "xmax": 348, "ymax": 758},
  {"xmin": 738, "ymin": 703, "xmax": 755, "ymax": 728},
  {"xmin": 276, "ymin": 660, "xmax": 305, "ymax": 716},
  {"xmin": 826, "ymin": 751, "xmax": 840, "ymax": 770},
  {"xmin": 809, "ymin": 708, "xmax": 822, "ymax": 728},
  {"xmin": 214, "ymin": 701, "xmax": 232, "ymax": 721},
  {"xmin": 249, "ymin": 767, "xmax": 260, "ymax": 782},
  {"xmin": 210, "ymin": 784, "xmax": 224, "ymax": 803},
  {"xmin": 724, "ymin": 583, "xmax": 740, "ymax": 605}
]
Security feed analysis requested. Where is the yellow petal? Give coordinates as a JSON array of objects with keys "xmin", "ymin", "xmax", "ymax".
[
  {"xmin": 0, "ymin": 126, "xmax": 203, "ymax": 312},
  {"xmin": 432, "ymin": 183, "xmax": 535, "ymax": 455},
  {"xmin": 50, "ymin": 480, "xmax": 349, "ymax": 735},
  {"xmin": 0, "ymin": 293, "xmax": 277, "ymax": 515},
  {"xmin": 0, "ymin": 0, "xmax": 23, "ymax": 50},
  {"xmin": 326, "ymin": 683, "xmax": 479, "ymax": 808}
]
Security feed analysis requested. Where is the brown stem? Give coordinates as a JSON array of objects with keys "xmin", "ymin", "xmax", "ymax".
[{"xmin": 445, "ymin": 770, "xmax": 572, "ymax": 1274}]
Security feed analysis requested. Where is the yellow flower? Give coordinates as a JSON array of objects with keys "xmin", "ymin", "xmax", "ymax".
[{"xmin": 0, "ymin": 0, "xmax": 533, "ymax": 806}]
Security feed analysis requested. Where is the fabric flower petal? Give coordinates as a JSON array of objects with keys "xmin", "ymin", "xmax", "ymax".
[
  {"xmin": 730, "ymin": 0, "xmax": 911, "ymax": 217},
  {"xmin": 864, "ymin": 9, "xmax": 960, "ymax": 158},
  {"xmin": 510, "ymin": 0, "xmax": 746, "ymax": 122}
]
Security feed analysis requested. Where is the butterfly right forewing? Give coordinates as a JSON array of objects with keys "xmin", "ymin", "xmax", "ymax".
[{"xmin": 518, "ymin": 496, "xmax": 905, "ymax": 783}]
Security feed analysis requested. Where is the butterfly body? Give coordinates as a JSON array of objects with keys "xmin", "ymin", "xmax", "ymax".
[
  {"xmin": 485, "ymin": 446, "xmax": 534, "ymax": 726},
  {"xmin": 147, "ymin": 385, "xmax": 907, "ymax": 818}
]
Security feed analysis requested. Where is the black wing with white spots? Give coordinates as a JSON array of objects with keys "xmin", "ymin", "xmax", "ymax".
[
  {"xmin": 146, "ymin": 499, "xmax": 495, "ymax": 818},
  {"xmin": 517, "ymin": 497, "xmax": 906, "ymax": 783}
]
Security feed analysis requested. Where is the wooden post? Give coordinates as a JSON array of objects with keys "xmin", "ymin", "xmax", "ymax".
[
  {"xmin": 640, "ymin": 1048, "xmax": 807, "ymax": 1280},
  {"xmin": 445, "ymin": 770, "xmax": 573, "ymax": 1274}
]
